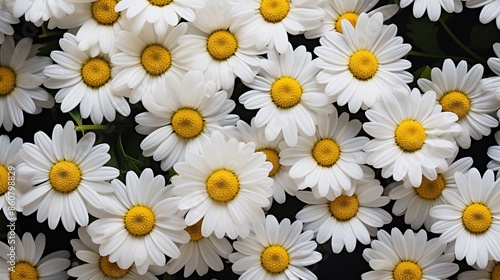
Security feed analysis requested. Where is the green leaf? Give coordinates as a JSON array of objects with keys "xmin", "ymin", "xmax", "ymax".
[
  {"xmin": 420, "ymin": 66, "xmax": 432, "ymax": 80},
  {"xmin": 407, "ymin": 17, "xmax": 445, "ymax": 55},
  {"xmin": 468, "ymin": 23, "xmax": 500, "ymax": 50},
  {"xmin": 163, "ymin": 274, "xmax": 176, "ymax": 280}
]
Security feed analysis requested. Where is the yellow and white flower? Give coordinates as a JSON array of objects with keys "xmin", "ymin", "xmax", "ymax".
[
  {"xmin": 0, "ymin": 1, "xmax": 19, "ymax": 44},
  {"xmin": 458, "ymin": 260, "xmax": 500, "ymax": 280},
  {"xmin": 5, "ymin": 0, "xmax": 92, "ymax": 26},
  {"xmin": 483, "ymin": 42, "xmax": 500, "ymax": 119}
]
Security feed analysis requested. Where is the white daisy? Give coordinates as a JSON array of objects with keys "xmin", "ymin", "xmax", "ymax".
[
  {"xmin": 239, "ymin": 43, "xmax": 334, "ymax": 147},
  {"xmin": 279, "ymin": 108, "xmax": 369, "ymax": 198},
  {"xmin": 87, "ymin": 168, "xmax": 190, "ymax": 275},
  {"xmin": 389, "ymin": 156, "xmax": 474, "ymax": 230},
  {"xmin": 0, "ymin": 232, "xmax": 71, "ymax": 280},
  {"xmin": 172, "ymin": 131, "xmax": 274, "ymax": 239},
  {"xmin": 418, "ymin": 59, "xmax": 500, "ymax": 149},
  {"xmin": 43, "ymin": 33, "xmax": 130, "ymax": 124},
  {"xmin": 430, "ymin": 168, "xmax": 500, "ymax": 268},
  {"xmin": 483, "ymin": 42, "xmax": 500, "ymax": 119},
  {"xmin": 229, "ymin": 215, "xmax": 322, "ymax": 280},
  {"xmin": 0, "ymin": 36, "xmax": 54, "ymax": 131},
  {"xmin": 465, "ymin": 0, "xmax": 500, "ymax": 29},
  {"xmin": 19, "ymin": 121, "xmax": 119, "ymax": 232},
  {"xmin": 458, "ymin": 260, "xmax": 500, "ymax": 280},
  {"xmin": 304, "ymin": 0, "xmax": 399, "ymax": 38},
  {"xmin": 399, "ymin": 0, "xmax": 456, "ymax": 21},
  {"xmin": 5, "ymin": 0, "xmax": 92, "ymax": 26},
  {"xmin": 487, "ymin": 131, "xmax": 500, "ymax": 177},
  {"xmin": 135, "ymin": 70, "xmax": 238, "ymax": 171},
  {"xmin": 0, "ymin": 1, "xmax": 19, "ymax": 44},
  {"xmin": 361, "ymin": 228, "xmax": 459, "ymax": 280},
  {"xmin": 315, "ymin": 12, "xmax": 413, "ymax": 113}
]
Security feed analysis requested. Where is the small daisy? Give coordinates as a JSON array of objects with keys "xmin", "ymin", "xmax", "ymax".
[
  {"xmin": 315, "ymin": 12, "xmax": 413, "ymax": 113},
  {"xmin": 172, "ymin": 131, "xmax": 274, "ymax": 239},
  {"xmin": 465, "ymin": 0, "xmax": 500, "ymax": 29},
  {"xmin": 0, "ymin": 1, "xmax": 19, "ymax": 44},
  {"xmin": 5, "ymin": 0, "xmax": 91, "ymax": 26},
  {"xmin": 44, "ymin": 33, "xmax": 130, "ymax": 124},
  {"xmin": 0, "ymin": 36, "xmax": 54, "ymax": 131},
  {"xmin": 239, "ymin": 43, "xmax": 334, "ymax": 147},
  {"xmin": 399, "ymin": 0, "xmax": 456, "ymax": 21},
  {"xmin": 0, "ymin": 232, "xmax": 71, "ymax": 279},
  {"xmin": 20, "ymin": 121, "xmax": 119, "ymax": 232},
  {"xmin": 458, "ymin": 260, "xmax": 500, "ymax": 280},
  {"xmin": 280, "ymin": 108, "xmax": 369, "ymax": 198},
  {"xmin": 431, "ymin": 168, "xmax": 500, "ymax": 268},
  {"xmin": 418, "ymin": 59, "xmax": 500, "ymax": 149},
  {"xmin": 135, "ymin": 70, "xmax": 238, "ymax": 171},
  {"xmin": 487, "ymin": 131, "xmax": 500, "ymax": 177},
  {"xmin": 483, "ymin": 42, "xmax": 500, "ymax": 119},
  {"xmin": 361, "ymin": 228, "xmax": 459, "ymax": 280},
  {"xmin": 229, "ymin": 215, "xmax": 322, "ymax": 280},
  {"xmin": 87, "ymin": 168, "xmax": 190, "ymax": 275},
  {"xmin": 363, "ymin": 88, "xmax": 461, "ymax": 187}
]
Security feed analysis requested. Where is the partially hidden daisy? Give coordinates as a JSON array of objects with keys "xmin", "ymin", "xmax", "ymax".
[
  {"xmin": 399, "ymin": 0, "xmax": 458, "ymax": 21},
  {"xmin": 458, "ymin": 260, "xmax": 500, "ymax": 280},
  {"xmin": 5, "ymin": 0, "xmax": 92, "ymax": 26},
  {"xmin": 483, "ymin": 42, "xmax": 500, "ymax": 119},
  {"xmin": 229, "ymin": 215, "xmax": 322, "ymax": 280},
  {"xmin": 487, "ymin": 131, "xmax": 500, "ymax": 177},
  {"xmin": 315, "ymin": 12, "xmax": 413, "ymax": 113},
  {"xmin": 465, "ymin": 0, "xmax": 500, "ymax": 29},
  {"xmin": 0, "ymin": 1, "xmax": 19, "ymax": 44},
  {"xmin": 20, "ymin": 121, "xmax": 119, "ymax": 232}
]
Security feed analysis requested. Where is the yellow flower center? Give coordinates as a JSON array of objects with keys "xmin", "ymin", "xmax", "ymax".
[
  {"xmin": 91, "ymin": 0, "xmax": 120, "ymax": 25},
  {"xmin": 0, "ymin": 165, "xmax": 8, "ymax": 196},
  {"xmin": 148, "ymin": 0, "xmax": 172, "ymax": 7},
  {"xmin": 439, "ymin": 91, "xmax": 471, "ymax": 120},
  {"xmin": 329, "ymin": 195, "xmax": 359, "ymax": 221},
  {"xmin": 394, "ymin": 120, "xmax": 426, "ymax": 153},
  {"xmin": 261, "ymin": 245, "xmax": 290, "ymax": 273},
  {"xmin": 10, "ymin": 262, "xmax": 39, "ymax": 280},
  {"xmin": 415, "ymin": 174, "xmax": 445, "ymax": 200},
  {"xmin": 185, "ymin": 219, "xmax": 203, "ymax": 241},
  {"xmin": 393, "ymin": 261, "xmax": 422, "ymax": 280},
  {"xmin": 124, "ymin": 205, "xmax": 156, "ymax": 236},
  {"xmin": 259, "ymin": 0, "xmax": 290, "ymax": 23},
  {"xmin": 206, "ymin": 30, "xmax": 238, "ymax": 61},
  {"xmin": 206, "ymin": 169, "xmax": 239, "ymax": 203},
  {"xmin": 171, "ymin": 108, "xmax": 204, "ymax": 139},
  {"xmin": 312, "ymin": 139, "xmax": 340, "ymax": 167},
  {"xmin": 270, "ymin": 77, "xmax": 303, "ymax": 109},
  {"xmin": 0, "ymin": 66, "xmax": 16, "ymax": 96},
  {"xmin": 462, "ymin": 203, "xmax": 492, "ymax": 234},
  {"xmin": 335, "ymin": 12, "xmax": 359, "ymax": 34},
  {"xmin": 348, "ymin": 50, "xmax": 378, "ymax": 80},
  {"xmin": 141, "ymin": 44, "xmax": 171, "ymax": 76},
  {"xmin": 99, "ymin": 256, "xmax": 129, "ymax": 278},
  {"xmin": 492, "ymin": 263, "xmax": 500, "ymax": 280},
  {"xmin": 257, "ymin": 148, "xmax": 280, "ymax": 176},
  {"xmin": 49, "ymin": 161, "xmax": 82, "ymax": 193},
  {"xmin": 81, "ymin": 57, "xmax": 111, "ymax": 88}
]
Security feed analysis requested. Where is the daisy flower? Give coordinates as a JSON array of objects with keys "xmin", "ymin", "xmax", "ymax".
[
  {"xmin": 229, "ymin": 215, "xmax": 322, "ymax": 280},
  {"xmin": 418, "ymin": 59, "xmax": 500, "ymax": 149},
  {"xmin": 487, "ymin": 131, "xmax": 500, "ymax": 177},
  {"xmin": 399, "ymin": 0, "xmax": 457, "ymax": 21},
  {"xmin": 0, "ymin": 36, "xmax": 54, "ymax": 131},
  {"xmin": 0, "ymin": 232, "xmax": 71, "ymax": 279},
  {"xmin": 315, "ymin": 12, "xmax": 413, "ymax": 113},
  {"xmin": 389, "ymin": 156, "xmax": 474, "ymax": 230},
  {"xmin": 166, "ymin": 219, "xmax": 233, "ymax": 277},
  {"xmin": 430, "ymin": 168, "xmax": 500, "ymax": 269},
  {"xmin": 458, "ymin": 260, "xmax": 500, "ymax": 280},
  {"xmin": 171, "ymin": 131, "xmax": 274, "ymax": 239},
  {"xmin": 5, "ymin": 0, "xmax": 91, "ymax": 26},
  {"xmin": 239, "ymin": 43, "xmax": 334, "ymax": 147},
  {"xmin": 20, "ymin": 121, "xmax": 119, "ymax": 232},
  {"xmin": 465, "ymin": 0, "xmax": 500, "ymax": 29},
  {"xmin": 483, "ymin": 42, "xmax": 500, "ymax": 119},
  {"xmin": 295, "ymin": 176, "xmax": 392, "ymax": 254},
  {"xmin": 111, "ymin": 22, "xmax": 187, "ymax": 104},
  {"xmin": 135, "ymin": 70, "xmax": 238, "ymax": 171},
  {"xmin": 279, "ymin": 108, "xmax": 369, "ymax": 198},
  {"xmin": 361, "ymin": 228, "xmax": 459, "ymax": 280},
  {"xmin": 0, "ymin": 1, "xmax": 19, "ymax": 44},
  {"xmin": 43, "ymin": 33, "xmax": 130, "ymax": 124},
  {"xmin": 87, "ymin": 168, "xmax": 190, "ymax": 275},
  {"xmin": 304, "ymin": 0, "xmax": 399, "ymax": 38}
]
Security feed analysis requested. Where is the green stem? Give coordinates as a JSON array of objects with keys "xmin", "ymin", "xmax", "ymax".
[
  {"xmin": 74, "ymin": 124, "xmax": 108, "ymax": 132},
  {"xmin": 438, "ymin": 19, "xmax": 486, "ymax": 64},
  {"xmin": 407, "ymin": 51, "xmax": 474, "ymax": 63}
]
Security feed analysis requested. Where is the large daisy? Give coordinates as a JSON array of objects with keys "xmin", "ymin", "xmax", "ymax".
[
  {"xmin": 458, "ymin": 260, "xmax": 500, "ymax": 280},
  {"xmin": 315, "ymin": 12, "xmax": 413, "ymax": 113},
  {"xmin": 20, "ymin": 121, "xmax": 119, "ymax": 232},
  {"xmin": 239, "ymin": 43, "xmax": 334, "ymax": 147},
  {"xmin": 0, "ymin": 1, "xmax": 18, "ymax": 44},
  {"xmin": 5, "ymin": 0, "xmax": 91, "ymax": 26},
  {"xmin": 465, "ymin": 0, "xmax": 500, "ymax": 29},
  {"xmin": 399, "ymin": 0, "xmax": 458, "ymax": 21}
]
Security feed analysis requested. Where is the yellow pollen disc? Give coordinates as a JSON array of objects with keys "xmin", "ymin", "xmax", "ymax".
[
  {"xmin": 257, "ymin": 148, "xmax": 280, "ymax": 176},
  {"xmin": 148, "ymin": 0, "xmax": 173, "ymax": 7},
  {"xmin": 0, "ymin": 165, "xmax": 8, "ymax": 196},
  {"xmin": 124, "ymin": 205, "xmax": 156, "ymax": 236},
  {"xmin": 0, "ymin": 66, "xmax": 16, "ymax": 96},
  {"xmin": 439, "ymin": 91, "xmax": 471, "ymax": 119},
  {"xmin": 206, "ymin": 30, "xmax": 238, "ymax": 61},
  {"xmin": 270, "ymin": 77, "xmax": 303, "ymax": 109},
  {"xmin": 10, "ymin": 262, "xmax": 39, "ymax": 280},
  {"xmin": 312, "ymin": 139, "xmax": 340, "ymax": 167},
  {"xmin": 394, "ymin": 120, "xmax": 426, "ymax": 153},
  {"xmin": 91, "ymin": 0, "xmax": 120, "ymax": 25},
  {"xmin": 259, "ymin": 0, "xmax": 290, "ymax": 23},
  {"xmin": 329, "ymin": 195, "xmax": 359, "ymax": 221},
  {"xmin": 206, "ymin": 169, "xmax": 239, "ymax": 203},
  {"xmin": 492, "ymin": 263, "xmax": 500, "ymax": 280},
  {"xmin": 49, "ymin": 161, "xmax": 82, "ymax": 193},
  {"xmin": 348, "ymin": 50, "xmax": 378, "ymax": 80},
  {"xmin": 81, "ymin": 57, "xmax": 111, "ymax": 88},
  {"xmin": 462, "ymin": 203, "xmax": 492, "ymax": 234},
  {"xmin": 185, "ymin": 219, "xmax": 203, "ymax": 241},
  {"xmin": 171, "ymin": 108, "xmax": 204, "ymax": 139},
  {"xmin": 261, "ymin": 245, "xmax": 290, "ymax": 273},
  {"xmin": 393, "ymin": 261, "xmax": 422, "ymax": 280},
  {"xmin": 141, "ymin": 44, "xmax": 171, "ymax": 76},
  {"xmin": 415, "ymin": 174, "xmax": 445, "ymax": 200},
  {"xmin": 99, "ymin": 256, "xmax": 129, "ymax": 278},
  {"xmin": 335, "ymin": 12, "xmax": 359, "ymax": 34}
]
